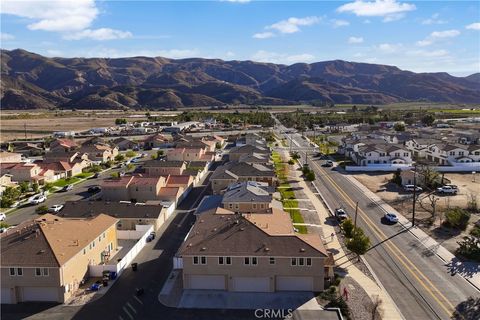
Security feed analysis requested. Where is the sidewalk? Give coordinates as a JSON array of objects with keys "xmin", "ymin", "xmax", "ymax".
[{"xmin": 345, "ymin": 174, "xmax": 480, "ymax": 291}]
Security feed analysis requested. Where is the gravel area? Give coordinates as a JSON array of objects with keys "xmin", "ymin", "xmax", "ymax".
[{"xmin": 342, "ymin": 276, "xmax": 382, "ymax": 320}]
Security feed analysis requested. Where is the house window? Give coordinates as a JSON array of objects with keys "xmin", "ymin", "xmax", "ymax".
[
  {"xmin": 193, "ymin": 256, "xmax": 199, "ymax": 265},
  {"xmin": 218, "ymin": 257, "xmax": 224, "ymax": 265},
  {"xmin": 252, "ymin": 257, "xmax": 258, "ymax": 265},
  {"xmin": 306, "ymin": 258, "xmax": 312, "ymax": 266},
  {"xmin": 299, "ymin": 258, "xmax": 305, "ymax": 266},
  {"xmin": 235, "ymin": 203, "xmax": 239, "ymax": 210},
  {"xmin": 83, "ymin": 249, "xmax": 86, "ymax": 255},
  {"xmin": 244, "ymin": 257, "xmax": 250, "ymax": 265},
  {"xmin": 9, "ymin": 268, "xmax": 15, "ymax": 276},
  {"xmin": 252, "ymin": 203, "xmax": 257, "ymax": 209},
  {"xmin": 36, "ymin": 268, "xmax": 42, "ymax": 276},
  {"xmin": 269, "ymin": 257, "xmax": 275, "ymax": 265},
  {"xmin": 459, "ymin": 151, "xmax": 464, "ymax": 156},
  {"xmin": 404, "ymin": 153, "xmax": 409, "ymax": 157},
  {"xmin": 291, "ymin": 258, "xmax": 297, "ymax": 266},
  {"xmin": 449, "ymin": 151, "xmax": 455, "ymax": 156},
  {"xmin": 226, "ymin": 257, "xmax": 232, "ymax": 265},
  {"xmin": 16, "ymin": 268, "xmax": 23, "ymax": 276},
  {"xmin": 228, "ymin": 203, "xmax": 233, "ymax": 209},
  {"xmin": 200, "ymin": 256, "xmax": 207, "ymax": 265},
  {"xmin": 260, "ymin": 203, "xmax": 265, "ymax": 209},
  {"xmin": 98, "ymin": 236, "xmax": 101, "ymax": 242}
]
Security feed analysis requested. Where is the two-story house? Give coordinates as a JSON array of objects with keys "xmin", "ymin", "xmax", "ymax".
[
  {"xmin": 1, "ymin": 214, "xmax": 118, "ymax": 304},
  {"xmin": 221, "ymin": 182, "xmax": 273, "ymax": 214},
  {"xmin": 210, "ymin": 162, "xmax": 276, "ymax": 194},
  {"xmin": 143, "ymin": 160, "xmax": 187, "ymax": 176},
  {"xmin": 352, "ymin": 143, "xmax": 412, "ymax": 166},
  {"xmin": 228, "ymin": 145, "xmax": 270, "ymax": 162}
]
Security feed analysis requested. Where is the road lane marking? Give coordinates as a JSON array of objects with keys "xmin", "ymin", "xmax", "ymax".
[
  {"xmin": 311, "ymin": 160, "xmax": 455, "ymax": 316},
  {"xmin": 122, "ymin": 306, "xmax": 134, "ymax": 320},
  {"xmin": 133, "ymin": 295, "xmax": 144, "ymax": 305},
  {"xmin": 126, "ymin": 302, "xmax": 137, "ymax": 314}
]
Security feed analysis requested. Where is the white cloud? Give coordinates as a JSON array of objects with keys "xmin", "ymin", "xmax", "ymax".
[
  {"xmin": 225, "ymin": 51, "xmax": 235, "ymax": 58},
  {"xmin": 416, "ymin": 29, "xmax": 460, "ymax": 47},
  {"xmin": 421, "ymin": 13, "xmax": 447, "ymax": 25},
  {"xmin": 266, "ymin": 16, "xmax": 320, "ymax": 34},
  {"xmin": 376, "ymin": 43, "xmax": 402, "ymax": 53},
  {"xmin": 466, "ymin": 22, "xmax": 480, "ymax": 30},
  {"xmin": 2, "ymin": 0, "xmax": 131, "ymax": 41},
  {"xmin": 348, "ymin": 36, "xmax": 364, "ymax": 44},
  {"xmin": 0, "ymin": 33, "xmax": 15, "ymax": 41},
  {"xmin": 253, "ymin": 32, "xmax": 275, "ymax": 39},
  {"xmin": 64, "ymin": 28, "xmax": 133, "ymax": 41},
  {"xmin": 331, "ymin": 19, "xmax": 350, "ymax": 28},
  {"xmin": 2, "ymin": 0, "xmax": 98, "ymax": 32},
  {"xmin": 80, "ymin": 48, "xmax": 200, "ymax": 59},
  {"xmin": 251, "ymin": 50, "xmax": 315, "ymax": 64},
  {"xmin": 46, "ymin": 49, "xmax": 63, "ymax": 56},
  {"xmin": 406, "ymin": 49, "xmax": 449, "ymax": 57},
  {"xmin": 337, "ymin": 0, "xmax": 416, "ymax": 22}
]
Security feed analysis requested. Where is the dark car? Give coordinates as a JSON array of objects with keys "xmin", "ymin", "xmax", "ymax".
[
  {"xmin": 88, "ymin": 186, "xmax": 102, "ymax": 193},
  {"xmin": 61, "ymin": 184, "xmax": 73, "ymax": 192}
]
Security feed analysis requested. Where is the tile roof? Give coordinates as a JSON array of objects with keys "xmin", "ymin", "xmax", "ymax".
[
  {"xmin": 229, "ymin": 144, "xmax": 270, "ymax": 155},
  {"xmin": 130, "ymin": 176, "xmax": 162, "ymax": 186},
  {"xmin": 211, "ymin": 162, "xmax": 275, "ymax": 180},
  {"xmin": 165, "ymin": 175, "xmax": 192, "ymax": 185},
  {"xmin": 158, "ymin": 187, "xmax": 181, "ymax": 196},
  {"xmin": 178, "ymin": 212, "xmax": 328, "ymax": 257},
  {"xmin": 143, "ymin": 160, "xmax": 185, "ymax": 168},
  {"xmin": 223, "ymin": 181, "xmax": 272, "ymax": 203},
  {"xmin": 102, "ymin": 176, "xmax": 134, "ymax": 187}
]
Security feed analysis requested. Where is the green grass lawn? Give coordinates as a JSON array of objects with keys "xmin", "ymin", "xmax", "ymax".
[
  {"xmin": 75, "ymin": 172, "xmax": 94, "ymax": 179},
  {"xmin": 273, "ymin": 151, "xmax": 307, "ymax": 234},
  {"xmin": 53, "ymin": 177, "xmax": 81, "ymax": 188}
]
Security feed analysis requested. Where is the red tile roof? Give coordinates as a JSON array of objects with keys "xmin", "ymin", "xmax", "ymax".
[{"xmin": 158, "ymin": 187, "xmax": 180, "ymax": 196}]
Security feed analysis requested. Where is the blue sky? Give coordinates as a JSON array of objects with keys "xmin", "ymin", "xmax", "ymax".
[{"xmin": 1, "ymin": 0, "xmax": 479, "ymax": 75}]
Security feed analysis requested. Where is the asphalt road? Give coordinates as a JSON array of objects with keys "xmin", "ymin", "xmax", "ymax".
[{"xmin": 274, "ymin": 119, "xmax": 479, "ymax": 320}]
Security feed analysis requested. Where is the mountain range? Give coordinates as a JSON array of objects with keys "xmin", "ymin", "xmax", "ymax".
[{"xmin": 1, "ymin": 49, "xmax": 479, "ymax": 110}]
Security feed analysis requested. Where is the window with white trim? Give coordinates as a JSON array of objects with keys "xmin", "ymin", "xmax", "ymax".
[
  {"xmin": 252, "ymin": 203, "xmax": 257, "ymax": 209},
  {"xmin": 218, "ymin": 257, "xmax": 224, "ymax": 265},
  {"xmin": 200, "ymin": 256, "xmax": 207, "ymax": 265},
  {"xmin": 306, "ymin": 258, "xmax": 312, "ymax": 266},
  {"xmin": 291, "ymin": 258, "xmax": 297, "ymax": 266},
  {"xmin": 299, "ymin": 258, "xmax": 305, "ymax": 266},
  {"xmin": 269, "ymin": 257, "xmax": 275, "ymax": 265},
  {"xmin": 226, "ymin": 257, "xmax": 232, "ymax": 265},
  {"xmin": 193, "ymin": 256, "xmax": 199, "ymax": 265}
]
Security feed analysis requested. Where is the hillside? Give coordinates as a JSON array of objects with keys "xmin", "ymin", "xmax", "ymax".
[{"xmin": 1, "ymin": 49, "xmax": 479, "ymax": 109}]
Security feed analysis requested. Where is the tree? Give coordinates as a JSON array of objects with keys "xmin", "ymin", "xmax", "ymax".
[
  {"xmin": 452, "ymin": 297, "xmax": 480, "ymax": 320},
  {"xmin": 456, "ymin": 236, "xmax": 480, "ymax": 261},
  {"xmin": 32, "ymin": 182, "xmax": 39, "ymax": 193},
  {"xmin": 114, "ymin": 154, "xmax": 125, "ymax": 162},
  {"xmin": 115, "ymin": 118, "xmax": 127, "ymax": 125},
  {"xmin": 288, "ymin": 159, "xmax": 295, "ymax": 165},
  {"xmin": 418, "ymin": 194, "xmax": 439, "ymax": 221},
  {"xmin": 342, "ymin": 219, "xmax": 355, "ymax": 238},
  {"xmin": 19, "ymin": 181, "xmax": 30, "ymax": 193},
  {"xmin": 1, "ymin": 187, "xmax": 21, "ymax": 208},
  {"xmin": 391, "ymin": 169, "xmax": 402, "ymax": 185},
  {"xmin": 157, "ymin": 150, "xmax": 164, "ymax": 158},
  {"xmin": 110, "ymin": 172, "xmax": 120, "ymax": 179},
  {"xmin": 394, "ymin": 123, "xmax": 405, "ymax": 132},
  {"xmin": 305, "ymin": 171, "xmax": 316, "ymax": 182},
  {"xmin": 125, "ymin": 150, "xmax": 137, "ymax": 158},
  {"xmin": 346, "ymin": 228, "xmax": 371, "ymax": 261},
  {"xmin": 421, "ymin": 114, "xmax": 435, "ymax": 126},
  {"xmin": 351, "ymin": 105, "xmax": 358, "ymax": 113},
  {"xmin": 444, "ymin": 208, "xmax": 471, "ymax": 230},
  {"xmin": 291, "ymin": 152, "xmax": 300, "ymax": 160}
]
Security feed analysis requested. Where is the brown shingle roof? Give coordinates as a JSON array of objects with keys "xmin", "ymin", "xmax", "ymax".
[{"xmin": 60, "ymin": 201, "xmax": 164, "ymax": 219}]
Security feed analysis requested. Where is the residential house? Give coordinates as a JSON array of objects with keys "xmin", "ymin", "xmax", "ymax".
[
  {"xmin": 79, "ymin": 143, "xmax": 118, "ymax": 163},
  {"xmin": 112, "ymin": 137, "xmax": 139, "ymax": 151},
  {"xmin": 143, "ymin": 160, "xmax": 187, "ymax": 176},
  {"xmin": 1, "ymin": 163, "xmax": 42, "ymax": 183},
  {"xmin": 49, "ymin": 139, "xmax": 78, "ymax": 153},
  {"xmin": 238, "ymin": 153, "xmax": 272, "ymax": 165},
  {"xmin": 351, "ymin": 143, "xmax": 412, "ymax": 166},
  {"xmin": 229, "ymin": 145, "xmax": 270, "ymax": 162},
  {"xmin": 143, "ymin": 134, "xmax": 174, "ymax": 149},
  {"xmin": 166, "ymin": 147, "xmax": 214, "ymax": 162},
  {"xmin": 60, "ymin": 201, "xmax": 168, "ymax": 231},
  {"xmin": 221, "ymin": 182, "xmax": 273, "ymax": 214},
  {"xmin": 236, "ymin": 133, "xmax": 266, "ymax": 147},
  {"xmin": 0, "ymin": 152, "xmax": 22, "ymax": 164},
  {"xmin": 210, "ymin": 162, "xmax": 276, "ymax": 194},
  {"xmin": 177, "ymin": 209, "xmax": 333, "ymax": 292},
  {"xmin": 14, "ymin": 142, "xmax": 44, "ymax": 156},
  {"xmin": 1, "ymin": 214, "xmax": 118, "ymax": 304},
  {"xmin": 43, "ymin": 152, "xmax": 90, "ymax": 176},
  {"xmin": 0, "ymin": 174, "xmax": 18, "ymax": 195},
  {"xmin": 102, "ymin": 176, "xmax": 166, "ymax": 202}
]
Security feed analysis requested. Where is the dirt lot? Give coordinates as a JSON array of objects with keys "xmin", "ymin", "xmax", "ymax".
[{"xmin": 353, "ymin": 172, "xmax": 480, "ymax": 255}]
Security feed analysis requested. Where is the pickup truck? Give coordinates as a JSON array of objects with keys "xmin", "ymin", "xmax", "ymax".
[{"xmin": 437, "ymin": 186, "xmax": 458, "ymax": 195}]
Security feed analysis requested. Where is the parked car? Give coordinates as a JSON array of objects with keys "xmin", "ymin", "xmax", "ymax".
[
  {"xmin": 335, "ymin": 208, "xmax": 348, "ymax": 220},
  {"xmin": 437, "ymin": 186, "xmax": 458, "ymax": 195},
  {"xmin": 88, "ymin": 186, "xmax": 102, "ymax": 193},
  {"xmin": 48, "ymin": 204, "xmax": 64, "ymax": 213},
  {"xmin": 30, "ymin": 194, "xmax": 46, "ymax": 205},
  {"xmin": 61, "ymin": 184, "xmax": 73, "ymax": 192},
  {"xmin": 404, "ymin": 185, "xmax": 423, "ymax": 192},
  {"xmin": 0, "ymin": 213, "xmax": 6, "ymax": 221},
  {"xmin": 119, "ymin": 172, "xmax": 126, "ymax": 177},
  {"xmin": 322, "ymin": 160, "xmax": 334, "ymax": 167},
  {"xmin": 384, "ymin": 212, "xmax": 399, "ymax": 223}
]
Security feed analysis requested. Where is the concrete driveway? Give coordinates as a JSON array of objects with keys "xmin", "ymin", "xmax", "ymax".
[{"xmin": 178, "ymin": 290, "xmax": 314, "ymax": 310}]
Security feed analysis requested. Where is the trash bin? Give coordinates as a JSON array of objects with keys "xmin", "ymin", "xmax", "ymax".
[
  {"xmin": 131, "ymin": 263, "xmax": 138, "ymax": 271},
  {"xmin": 102, "ymin": 279, "xmax": 109, "ymax": 287},
  {"xmin": 110, "ymin": 271, "xmax": 117, "ymax": 280}
]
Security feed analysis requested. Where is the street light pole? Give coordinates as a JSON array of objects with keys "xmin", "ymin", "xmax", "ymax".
[
  {"xmin": 412, "ymin": 165, "xmax": 417, "ymax": 227},
  {"xmin": 354, "ymin": 201, "xmax": 359, "ymax": 233}
]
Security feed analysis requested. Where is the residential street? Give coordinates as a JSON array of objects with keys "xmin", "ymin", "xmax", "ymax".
[{"xmin": 274, "ymin": 119, "xmax": 479, "ymax": 320}]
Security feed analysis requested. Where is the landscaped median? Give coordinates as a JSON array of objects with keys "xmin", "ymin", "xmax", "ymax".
[{"xmin": 272, "ymin": 151, "xmax": 307, "ymax": 234}]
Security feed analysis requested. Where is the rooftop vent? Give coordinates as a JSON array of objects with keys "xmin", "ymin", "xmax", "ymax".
[
  {"xmin": 300, "ymin": 248, "xmax": 306, "ymax": 252},
  {"xmin": 201, "ymin": 247, "xmax": 206, "ymax": 251},
  {"xmin": 264, "ymin": 247, "xmax": 270, "ymax": 252}
]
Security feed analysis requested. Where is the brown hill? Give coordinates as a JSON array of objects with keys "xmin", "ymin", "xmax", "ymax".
[{"xmin": 1, "ymin": 49, "xmax": 479, "ymax": 109}]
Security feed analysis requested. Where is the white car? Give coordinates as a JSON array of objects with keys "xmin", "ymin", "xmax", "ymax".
[
  {"xmin": 404, "ymin": 185, "xmax": 422, "ymax": 192},
  {"xmin": 335, "ymin": 208, "xmax": 348, "ymax": 220},
  {"xmin": 48, "ymin": 204, "xmax": 64, "ymax": 213},
  {"xmin": 0, "ymin": 213, "xmax": 6, "ymax": 221},
  {"xmin": 30, "ymin": 194, "xmax": 46, "ymax": 205},
  {"xmin": 384, "ymin": 213, "xmax": 399, "ymax": 223},
  {"xmin": 437, "ymin": 186, "xmax": 458, "ymax": 195}
]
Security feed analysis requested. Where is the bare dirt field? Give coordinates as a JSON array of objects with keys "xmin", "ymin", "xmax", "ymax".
[{"xmin": 353, "ymin": 172, "xmax": 480, "ymax": 255}]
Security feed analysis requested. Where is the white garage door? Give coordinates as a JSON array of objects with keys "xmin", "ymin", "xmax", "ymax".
[
  {"xmin": 189, "ymin": 275, "xmax": 225, "ymax": 290},
  {"xmin": 1, "ymin": 287, "xmax": 12, "ymax": 304},
  {"xmin": 232, "ymin": 277, "xmax": 270, "ymax": 292},
  {"xmin": 276, "ymin": 276, "xmax": 313, "ymax": 291},
  {"xmin": 22, "ymin": 287, "xmax": 59, "ymax": 302}
]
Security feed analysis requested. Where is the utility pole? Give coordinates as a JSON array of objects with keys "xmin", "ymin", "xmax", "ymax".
[
  {"xmin": 412, "ymin": 164, "xmax": 417, "ymax": 227},
  {"xmin": 354, "ymin": 201, "xmax": 359, "ymax": 233},
  {"xmin": 24, "ymin": 122, "xmax": 27, "ymax": 140}
]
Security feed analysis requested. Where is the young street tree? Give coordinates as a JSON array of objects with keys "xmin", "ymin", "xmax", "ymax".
[{"xmin": 346, "ymin": 228, "xmax": 371, "ymax": 261}]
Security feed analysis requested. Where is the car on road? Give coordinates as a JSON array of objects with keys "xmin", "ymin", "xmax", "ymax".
[
  {"xmin": 48, "ymin": 204, "xmax": 64, "ymax": 213},
  {"xmin": 404, "ymin": 185, "xmax": 423, "ymax": 192},
  {"xmin": 61, "ymin": 184, "xmax": 73, "ymax": 192},
  {"xmin": 30, "ymin": 194, "xmax": 46, "ymax": 205},
  {"xmin": 88, "ymin": 186, "xmax": 102, "ymax": 193},
  {"xmin": 437, "ymin": 185, "xmax": 458, "ymax": 195},
  {"xmin": 322, "ymin": 160, "xmax": 334, "ymax": 167},
  {"xmin": 335, "ymin": 208, "xmax": 348, "ymax": 220},
  {"xmin": 0, "ymin": 213, "xmax": 6, "ymax": 221},
  {"xmin": 384, "ymin": 212, "xmax": 399, "ymax": 223}
]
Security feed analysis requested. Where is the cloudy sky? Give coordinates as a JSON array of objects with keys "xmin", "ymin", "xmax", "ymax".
[{"xmin": 1, "ymin": 0, "xmax": 479, "ymax": 75}]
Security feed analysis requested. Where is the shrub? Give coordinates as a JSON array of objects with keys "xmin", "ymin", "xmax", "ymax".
[
  {"xmin": 470, "ymin": 226, "xmax": 480, "ymax": 238},
  {"xmin": 288, "ymin": 159, "xmax": 295, "ymax": 165},
  {"xmin": 36, "ymin": 205, "xmax": 48, "ymax": 214},
  {"xmin": 346, "ymin": 228, "xmax": 371, "ymax": 260},
  {"xmin": 456, "ymin": 236, "xmax": 480, "ymax": 261},
  {"xmin": 444, "ymin": 208, "xmax": 471, "ymax": 230},
  {"xmin": 326, "ymin": 297, "xmax": 351, "ymax": 320},
  {"xmin": 110, "ymin": 172, "xmax": 120, "ymax": 179},
  {"xmin": 125, "ymin": 150, "xmax": 137, "ymax": 158},
  {"xmin": 115, "ymin": 154, "xmax": 125, "ymax": 162},
  {"xmin": 0, "ymin": 187, "xmax": 21, "ymax": 208},
  {"xmin": 391, "ymin": 169, "xmax": 402, "ymax": 185},
  {"xmin": 342, "ymin": 219, "xmax": 355, "ymax": 238},
  {"xmin": 19, "ymin": 181, "xmax": 30, "ymax": 193},
  {"xmin": 305, "ymin": 171, "xmax": 316, "ymax": 182}
]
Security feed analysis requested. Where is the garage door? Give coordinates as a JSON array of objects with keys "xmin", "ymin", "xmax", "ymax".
[
  {"xmin": 232, "ymin": 277, "xmax": 270, "ymax": 292},
  {"xmin": 22, "ymin": 287, "xmax": 59, "ymax": 302},
  {"xmin": 276, "ymin": 276, "xmax": 313, "ymax": 291},
  {"xmin": 1, "ymin": 287, "xmax": 12, "ymax": 304},
  {"xmin": 189, "ymin": 275, "xmax": 225, "ymax": 290}
]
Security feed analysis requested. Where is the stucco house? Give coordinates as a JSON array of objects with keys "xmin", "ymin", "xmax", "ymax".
[{"xmin": 211, "ymin": 162, "xmax": 276, "ymax": 194}]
